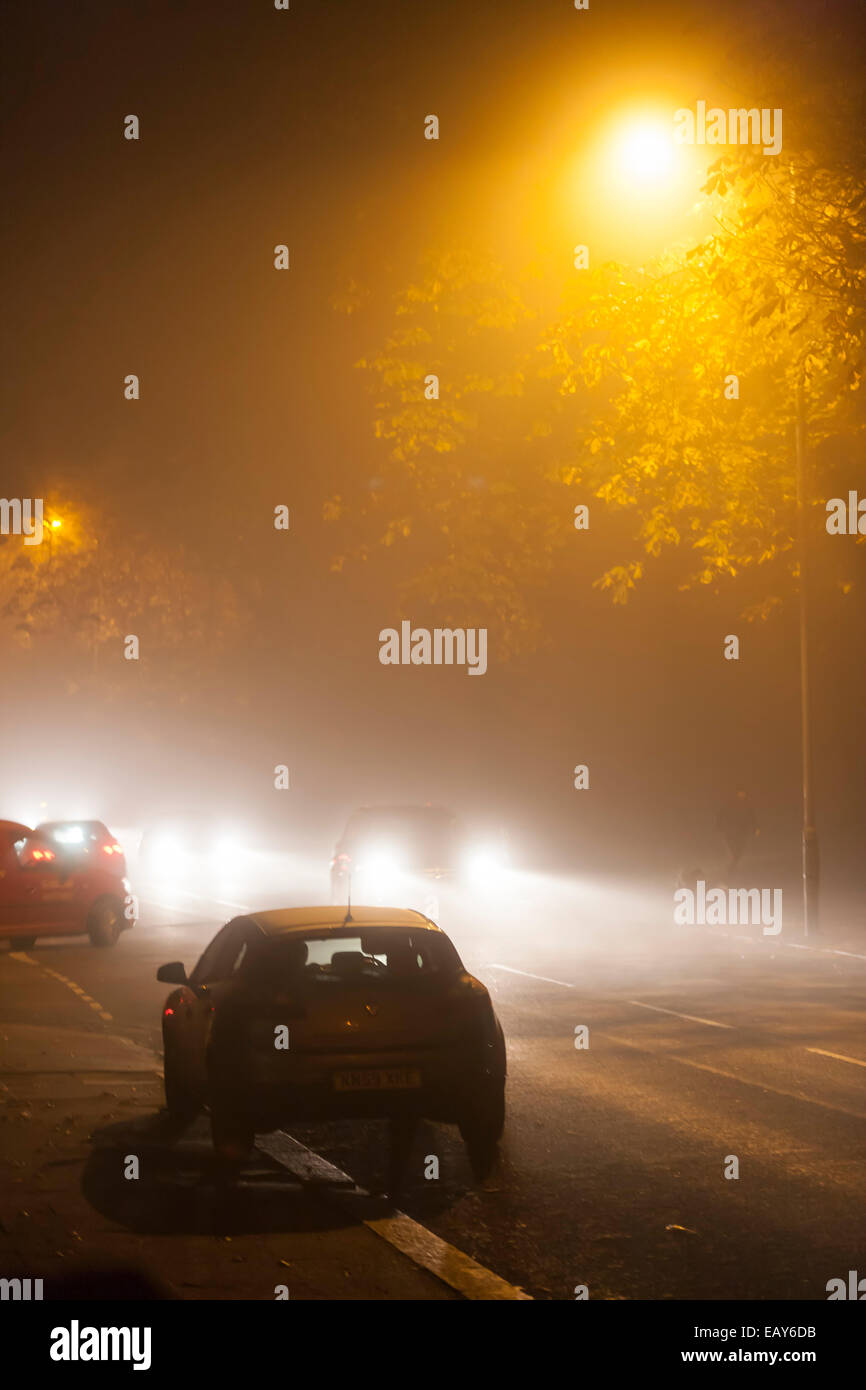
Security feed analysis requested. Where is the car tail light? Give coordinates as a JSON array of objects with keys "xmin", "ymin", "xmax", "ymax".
[
  {"xmin": 101, "ymin": 843, "xmax": 123, "ymax": 856},
  {"xmin": 29, "ymin": 847, "xmax": 55, "ymax": 863}
]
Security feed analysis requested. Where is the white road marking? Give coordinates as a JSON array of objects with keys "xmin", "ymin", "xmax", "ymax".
[
  {"xmin": 168, "ymin": 888, "xmax": 253, "ymax": 913},
  {"xmin": 139, "ymin": 890, "xmax": 252, "ymax": 918},
  {"xmin": 677, "ymin": 1056, "xmax": 866, "ymax": 1120},
  {"xmin": 486, "ymin": 963, "xmax": 575, "ymax": 989},
  {"xmin": 257, "ymin": 1131, "xmax": 531, "ymax": 1301},
  {"xmin": 602, "ymin": 1034, "xmax": 866, "ymax": 1120},
  {"xmin": 139, "ymin": 896, "xmax": 209, "ymax": 918},
  {"xmin": 259, "ymin": 1130, "xmax": 356, "ymax": 1186},
  {"xmin": 628, "ymin": 1000, "xmax": 734, "ymax": 1029},
  {"xmin": 699, "ymin": 924, "xmax": 866, "ymax": 963},
  {"xmin": 806, "ymin": 1047, "xmax": 866, "ymax": 1069},
  {"xmin": 364, "ymin": 1212, "xmax": 532, "ymax": 1301}
]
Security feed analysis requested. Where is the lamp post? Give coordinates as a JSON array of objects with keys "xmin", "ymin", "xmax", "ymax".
[
  {"xmin": 795, "ymin": 382, "xmax": 819, "ymax": 936},
  {"xmin": 602, "ymin": 117, "xmax": 820, "ymax": 933}
]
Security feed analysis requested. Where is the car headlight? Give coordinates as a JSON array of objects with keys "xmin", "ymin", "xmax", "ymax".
[
  {"xmin": 152, "ymin": 832, "xmax": 184, "ymax": 867},
  {"xmin": 465, "ymin": 844, "xmax": 507, "ymax": 882},
  {"xmin": 360, "ymin": 845, "xmax": 404, "ymax": 879},
  {"xmin": 211, "ymin": 831, "xmax": 241, "ymax": 855}
]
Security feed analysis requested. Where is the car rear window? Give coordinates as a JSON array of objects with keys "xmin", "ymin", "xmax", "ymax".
[
  {"xmin": 35, "ymin": 822, "xmax": 111, "ymax": 852},
  {"xmin": 239, "ymin": 929, "xmax": 462, "ymax": 989}
]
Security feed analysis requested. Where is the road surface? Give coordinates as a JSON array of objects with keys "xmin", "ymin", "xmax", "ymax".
[{"xmin": 1, "ymin": 849, "xmax": 864, "ymax": 1300}]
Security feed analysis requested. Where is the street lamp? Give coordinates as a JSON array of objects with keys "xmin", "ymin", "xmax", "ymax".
[
  {"xmin": 610, "ymin": 119, "xmax": 677, "ymax": 186},
  {"xmin": 595, "ymin": 113, "xmax": 819, "ymax": 935},
  {"xmin": 576, "ymin": 110, "xmax": 707, "ymax": 260}
]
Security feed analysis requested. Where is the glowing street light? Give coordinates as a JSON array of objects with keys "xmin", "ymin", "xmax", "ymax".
[
  {"xmin": 610, "ymin": 118, "xmax": 677, "ymax": 187},
  {"xmin": 562, "ymin": 107, "xmax": 708, "ymax": 261}
]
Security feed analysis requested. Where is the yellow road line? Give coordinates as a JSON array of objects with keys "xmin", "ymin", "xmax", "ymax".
[{"xmin": 10, "ymin": 956, "xmax": 113, "ymax": 1024}]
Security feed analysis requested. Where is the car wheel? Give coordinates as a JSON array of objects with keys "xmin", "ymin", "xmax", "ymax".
[
  {"xmin": 88, "ymin": 897, "xmax": 122, "ymax": 948},
  {"xmin": 14, "ymin": 936, "xmax": 37, "ymax": 950},
  {"xmin": 163, "ymin": 1038, "xmax": 201, "ymax": 1121},
  {"xmin": 459, "ymin": 1077, "xmax": 505, "ymax": 1181}
]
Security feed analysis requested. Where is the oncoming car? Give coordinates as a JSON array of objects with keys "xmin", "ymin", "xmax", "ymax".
[
  {"xmin": 136, "ymin": 810, "xmax": 250, "ymax": 876},
  {"xmin": 157, "ymin": 906, "xmax": 506, "ymax": 1179},
  {"xmin": 330, "ymin": 804, "xmax": 509, "ymax": 907},
  {"xmin": 0, "ymin": 819, "xmax": 134, "ymax": 948}
]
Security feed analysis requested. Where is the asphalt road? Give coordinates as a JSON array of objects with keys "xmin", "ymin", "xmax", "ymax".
[{"xmin": 3, "ymin": 849, "xmax": 865, "ymax": 1300}]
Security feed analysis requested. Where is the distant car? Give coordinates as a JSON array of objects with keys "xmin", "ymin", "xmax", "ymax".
[
  {"xmin": 330, "ymin": 805, "xmax": 510, "ymax": 906},
  {"xmin": 157, "ymin": 905, "xmax": 507, "ymax": 1178},
  {"xmin": 0, "ymin": 818, "xmax": 134, "ymax": 948},
  {"xmin": 330, "ymin": 805, "xmax": 462, "ymax": 904},
  {"xmin": 136, "ymin": 810, "xmax": 252, "ymax": 876}
]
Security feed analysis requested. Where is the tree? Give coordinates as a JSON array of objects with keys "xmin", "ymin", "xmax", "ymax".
[
  {"xmin": 548, "ymin": 145, "xmax": 866, "ymax": 608},
  {"xmin": 333, "ymin": 145, "xmax": 866, "ymax": 646},
  {"xmin": 0, "ymin": 496, "xmax": 244, "ymax": 692},
  {"xmin": 327, "ymin": 249, "xmax": 570, "ymax": 654}
]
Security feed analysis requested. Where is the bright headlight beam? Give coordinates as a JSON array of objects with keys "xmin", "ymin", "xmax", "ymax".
[
  {"xmin": 465, "ymin": 844, "xmax": 508, "ymax": 884},
  {"xmin": 362, "ymin": 844, "xmax": 404, "ymax": 878}
]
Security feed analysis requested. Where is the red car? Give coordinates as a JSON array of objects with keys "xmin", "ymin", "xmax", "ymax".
[{"xmin": 0, "ymin": 819, "xmax": 135, "ymax": 948}]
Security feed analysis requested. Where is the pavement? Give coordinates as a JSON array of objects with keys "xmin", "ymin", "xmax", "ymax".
[{"xmin": 0, "ymin": 956, "xmax": 461, "ymax": 1301}]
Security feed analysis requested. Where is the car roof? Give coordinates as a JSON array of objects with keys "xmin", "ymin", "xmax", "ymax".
[
  {"xmin": 0, "ymin": 820, "xmax": 32, "ymax": 837},
  {"xmin": 37, "ymin": 820, "xmax": 109, "ymax": 830},
  {"xmin": 238, "ymin": 905, "xmax": 444, "ymax": 937}
]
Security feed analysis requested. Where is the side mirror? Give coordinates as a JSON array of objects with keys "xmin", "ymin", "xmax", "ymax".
[{"xmin": 157, "ymin": 961, "xmax": 188, "ymax": 985}]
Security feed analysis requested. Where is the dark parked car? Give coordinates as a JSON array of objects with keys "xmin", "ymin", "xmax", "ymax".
[
  {"xmin": 0, "ymin": 818, "xmax": 134, "ymax": 948},
  {"xmin": 157, "ymin": 905, "xmax": 506, "ymax": 1178}
]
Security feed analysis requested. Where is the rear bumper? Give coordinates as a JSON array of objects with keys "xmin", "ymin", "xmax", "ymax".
[{"xmin": 215, "ymin": 1046, "xmax": 502, "ymax": 1126}]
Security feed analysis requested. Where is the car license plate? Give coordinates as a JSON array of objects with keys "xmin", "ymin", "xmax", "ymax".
[
  {"xmin": 41, "ymin": 881, "xmax": 73, "ymax": 899},
  {"xmin": 332, "ymin": 1067, "xmax": 422, "ymax": 1092}
]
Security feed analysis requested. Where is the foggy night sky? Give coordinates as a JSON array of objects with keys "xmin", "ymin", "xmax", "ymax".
[{"xmin": 2, "ymin": 0, "xmax": 865, "ymax": 911}]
